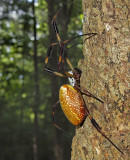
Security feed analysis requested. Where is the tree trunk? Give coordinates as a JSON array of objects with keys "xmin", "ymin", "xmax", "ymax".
[
  {"xmin": 32, "ymin": 1, "xmax": 39, "ymax": 160},
  {"xmin": 47, "ymin": 0, "xmax": 64, "ymax": 160},
  {"xmin": 47, "ymin": 0, "xmax": 75, "ymax": 160},
  {"xmin": 71, "ymin": 0, "xmax": 129, "ymax": 159}
]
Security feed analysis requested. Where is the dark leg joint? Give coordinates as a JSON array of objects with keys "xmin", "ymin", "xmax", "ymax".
[
  {"xmin": 44, "ymin": 67, "xmax": 54, "ymax": 74},
  {"xmin": 91, "ymin": 118, "xmax": 101, "ymax": 130},
  {"xmin": 47, "ymin": 46, "xmax": 53, "ymax": 57},
  {"xmin": 52, "ymin": 20, "xmax": 59, "ymax": 34}
]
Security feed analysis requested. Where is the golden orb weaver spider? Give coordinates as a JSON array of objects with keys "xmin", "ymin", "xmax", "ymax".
[{"xmin": 44, "ymin": 0, "xmax": 124, "ymax": 155}]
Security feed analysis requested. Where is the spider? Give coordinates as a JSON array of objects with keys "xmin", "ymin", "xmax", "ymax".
[{"xmin": 44, "ymin": 0, "xmax": 124, "ymax": 155}]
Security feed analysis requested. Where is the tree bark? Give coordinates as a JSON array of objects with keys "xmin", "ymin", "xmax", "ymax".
[{"xmin": 71, "ymin": 0, "xmax": 129, "ymax": 159}]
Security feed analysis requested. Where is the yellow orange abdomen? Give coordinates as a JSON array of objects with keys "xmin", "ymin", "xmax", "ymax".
[{"xmin": 59, "ymin": 84, "xmax": 86, "ymax": 125}]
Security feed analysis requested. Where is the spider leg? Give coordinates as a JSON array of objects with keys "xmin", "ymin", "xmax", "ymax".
[
  {"xmin": 52, "ymin": 11, "xmax": 64, "ymax": 68},
  {"xmin": 66, "ymin": 57, "xmax": 75, "ymax": 73},
  {"xmin": 58, "ymin": 43, "xmax": 65, "ymax": 67},
  {"xmin": 54, "ymin": 33, "xmax": 98, "ymax": 70},
  {"xmin": 87, "ymin": 113, "xmax": 124, "ymax": 154},
  {"xmin": 44, "ymin": 67, "xmax": 67, "ymax": 78},
  {"xmin": 44, "ymin": 43, "xmax": 58, "ymax": 69},
  {"xmin": 51, "ymin": 18, "xmax": 66, "ymax": 69},
  {"xmin": 52, "ymin": 16, "xmax": 61, "ymax": 42},
  {"xmin": 44, "ymin": 63, "xmax": 75, "ymax": 79},
  {"xmin": 52, "ymin": 100, "xmax": 63, "ymax": 131},
  {"xmin": 49, "ymin": 1, "xmax": 97, "ymax": 71},
  {"xmin": 63, "ymin": 33, "xmax": 97, "ymax": 45},
  {"xmin": 80, "ymin": 86, "xmax": 104, "ymax": 103},
  {"xmin": 52, "ymin": 0, "xmax": 73, "ymax": 43},
  {"xmin": 59, "ymin": 33, "xmax": 97, "ymax": 72},
  {"xmin": 51, "ymin": 1, "xmax": 75, "ymax": 68},
  {"xmin": 44, "ymin": 43, "xmax": 66, "ymax": 73}
]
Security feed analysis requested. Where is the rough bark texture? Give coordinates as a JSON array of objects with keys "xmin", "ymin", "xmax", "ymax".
[{"xmin": 71, "ymin": 0, "xmax": 129, "ymax": 159}]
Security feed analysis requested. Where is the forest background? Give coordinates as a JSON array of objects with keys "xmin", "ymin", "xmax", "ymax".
[{"xmin": 0, "ymin": 0, "xmax": 83, "ymax": 160}]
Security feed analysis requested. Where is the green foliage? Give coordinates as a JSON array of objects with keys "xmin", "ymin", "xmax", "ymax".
[{"xmin": 0, "ymin": 0, "xmax": 83, "ymax": 159}]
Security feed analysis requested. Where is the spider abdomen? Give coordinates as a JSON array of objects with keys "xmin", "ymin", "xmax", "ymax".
[{"xmin": 59, "ymin": 84, "xmax": 86, "ymax": 125}]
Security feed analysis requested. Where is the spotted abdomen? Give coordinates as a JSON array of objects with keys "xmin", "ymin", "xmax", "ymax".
[{"xmin": 59, "ymin": 84, "xmax": 87, "ymax": 125}]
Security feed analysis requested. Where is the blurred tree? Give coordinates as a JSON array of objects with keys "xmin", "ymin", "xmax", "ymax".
[
  {"xmin": 46, "ymin": 0, "xmax": 84, "ymax": 160},
  {"xmin": 0, "ymin": 0, "xmax": 84, "ymax": 160},
  {"xmin": 32, "ymin": 0, "xmax": 39, "ymax": 160},
  {"xmin": 46, "ymin": 1, "xmax": 74, "ymax": 160}
]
